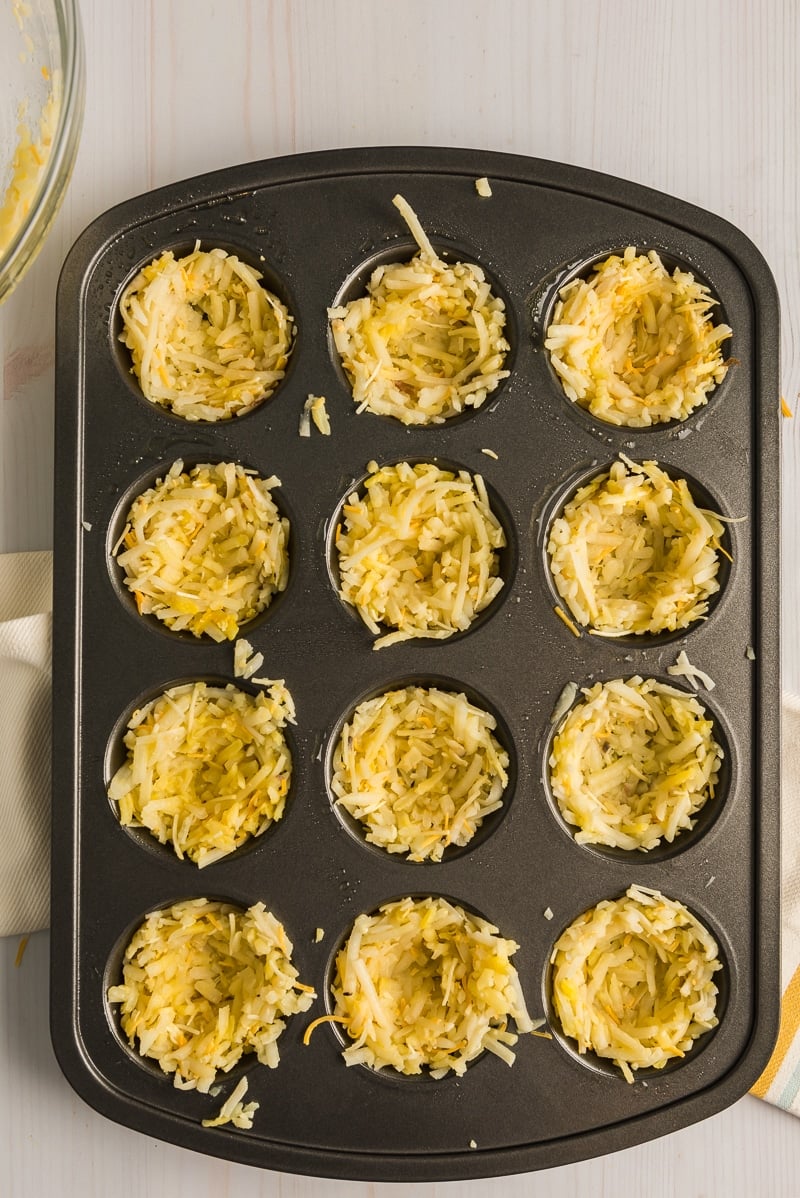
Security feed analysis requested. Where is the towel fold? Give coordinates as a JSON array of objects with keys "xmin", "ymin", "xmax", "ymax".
[{"xmin": 0, "ymin": 550, "xmax": 52, "ymax": 937}]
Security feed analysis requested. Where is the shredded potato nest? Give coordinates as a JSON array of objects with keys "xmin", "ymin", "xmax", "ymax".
[
  {"xmin": 329, "ymin": 194, "xmax": 510, "ymax": 425},
  {"xmin": 330, "ymin": 896, "xmax": 535, "ymax": 1076},
  {"xmin": 107, "ymin": 899, "xmax": 315, "ymax": 1092},
  {"xmin": 551, "ymin": 885, "xmax": 722, "ymax": 1082},
  {"xmin": 331, "ymin": 685, "xmax": 509, "ymax": 861},
  {"xmin": 115, "ymin": 459, "xmax": 289, "ymax": 641},
  {"xmin": 119, "ymin": 243, "xmax": 294, "ymax": 421},
  {"xmin": 108, "ymin": 680, "xmax": 294, "ymax": 867},
  {"xmin": 336, "ymin": 460, "xmax": 505, "ymax": 649},
  {"xmin": 549, "ymin": 677, "xmax": 722, "ymax": 851},
  {"xmin": 547, "ymin": 456, "xmax": 727, "ymax": 636},
  {"xmin": 545, "ymin": 247, "xmax": 731, "ymax": 427}
]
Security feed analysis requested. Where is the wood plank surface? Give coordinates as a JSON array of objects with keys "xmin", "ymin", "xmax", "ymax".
[{"xmin": 1, "ymin": 2, "xmax": 797, "ymax": 1194}]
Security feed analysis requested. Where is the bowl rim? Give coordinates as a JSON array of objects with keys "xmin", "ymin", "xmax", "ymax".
[{"xmin": 0, "ymin": 0, "xmax": 85, "ymax": 303}]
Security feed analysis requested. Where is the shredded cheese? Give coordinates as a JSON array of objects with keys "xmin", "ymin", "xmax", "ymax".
[
  {"xmin": 115, "ymin": 459, "xmax": 289, "ymax": 641},
  {"xmin": 107, "ymin": 899, "xmax": 315, "ymax": 1091},
  {"xmin": 14, "ymin": 935, "xmax": 29, "ymax": 967},
  {"xmin": 549, "ymin": 676, "xmax": 722, "ymax": 851},
  {"xmin": 336, "ymin": 460, "xmax": 505, "ymax": 648},
  {"xmin": 474, "ymin": 177, "xmax": 493, "ymax": 198},
  {"xmin": 551, "ymin": 885, "xmax": 721, "ymax": 1082},
  {"xmin": 108, "ymin": 680, "xmax": 294, "ymax": 866},
  {"xmin": 118, "ymin": 243, "xmax": 294, "ymax": 421},
  {"xmin": 303, "ymin": 1014, "xmax": 349, "ymax": 1046},
  {"xmin": 554, "ymin": 605, "xmax": 581, "ymax": 637},
  {"xmin": 331, "ymin": 896, "xmax": 535, "ymax": 1076},
  {"xmin": 547, "ymin": 456, "xmax": 726, "ymax": 636},
  {"xmin": 329, "ymin": 194, "xmax": 509, "ymax": 424},
  {"xmin": 545, "ymin": 247, "xmax": 732, "ymax": 427},
  {"xmin": 331, "ymin": 685, "xmax": 509, "ymax": 861}
]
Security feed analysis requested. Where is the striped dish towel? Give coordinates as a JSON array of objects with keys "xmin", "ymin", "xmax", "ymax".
[{"xmin": 752, "ymin": 692, "xmax": 800, "ymax": 1108}]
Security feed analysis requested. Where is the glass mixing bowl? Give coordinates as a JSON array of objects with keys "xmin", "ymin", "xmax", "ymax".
[{"xmin": 0, "ymin": 0, "xmax": 85, "ymax": 304}]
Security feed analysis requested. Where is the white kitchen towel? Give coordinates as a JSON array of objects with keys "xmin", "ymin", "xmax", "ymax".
[{"xmin": 0, "ymin": 550, "xmax": 51, "ymax": 937}]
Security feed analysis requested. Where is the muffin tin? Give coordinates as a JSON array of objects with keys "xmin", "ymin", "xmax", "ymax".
[{"xmin": 50, "ymin": 147, "xmax": 781, "ymax": 1181}]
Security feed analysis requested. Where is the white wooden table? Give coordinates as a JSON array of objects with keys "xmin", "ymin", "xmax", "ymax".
[{"xmin": 1, "ymin": 2, "xmax": 798, "ymax": 1194}]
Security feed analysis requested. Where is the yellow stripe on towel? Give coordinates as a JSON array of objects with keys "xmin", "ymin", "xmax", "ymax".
[{"xmin": 752, "ymin": 962, "xmax": 800, "ymax": 1098}]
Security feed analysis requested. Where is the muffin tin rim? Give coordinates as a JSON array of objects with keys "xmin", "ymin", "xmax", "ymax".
[{"xmin": 51, "ymin": 146, "xmax": 781, "ymax": 1181}]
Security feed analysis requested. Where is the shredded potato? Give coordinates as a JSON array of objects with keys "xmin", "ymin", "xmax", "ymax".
[
  {"xmin": 331, "ymin": 685, "xmax": 509, "ymax": 861},
  {"xmin": 299, "ymin": 393, "xmax": 330, "ymax": 436},
  {"xmin": 336, "ymin": 460, "xmax": 505, "ymax": 648},
  {"xmin": 551, "ymin": 885, "xmax": 722, "ymax": 1082},
  {"xmin": 330, "ymin": 896, "xmax": 535, "ymax": 1076},
  {"xmin": 115, "ymin": 459, "xmax": 289, "ymax": 641},
  {"xmin": 108, "ymin": 680, "xmax": 294, "ymax": 867},
  {"xmin": 201, "ymin": 1076, "xmax": 259, "ymax": 1129},
  {"xmin": 549, "ymin": 677, "xmax": 722, "ymax": 850},
  {"xmin": 545, "ymin": 247, "xmax": 731, "ymax": 426},
  {"xmin": 547, "ymin": 456, "xmax": 725, "ymax": 636},
  {"xmin": 107, "ymin": 899, "xmax": 315, "ymax": 1092},
  {"xmin": 119, "ymin": 243, "xmax": 294, "ymax": 421},
  {"xmin": 667, "ymin": 649, "xmax": 716, "ymax": 691},
  {"xmin": 233, "ymin": 636, "xmax": 264, "ymax": 681},
  {"xmin": 329, "ymin": 194, "xmax": 509, "ymax": 424}
]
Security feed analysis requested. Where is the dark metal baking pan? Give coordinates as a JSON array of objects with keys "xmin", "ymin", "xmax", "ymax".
[{"xmin": 50, "ymin": 146, "xmax": 780, "ymax": 1181}]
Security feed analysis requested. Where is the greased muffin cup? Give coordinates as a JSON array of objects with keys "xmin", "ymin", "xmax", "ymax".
[{"xmin": 51, "ymin": 147, "xmax": 780, "ymax": 1183}]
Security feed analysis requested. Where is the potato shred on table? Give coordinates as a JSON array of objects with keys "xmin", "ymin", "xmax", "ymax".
[
  {"xmin": 547, "ymin": 455, "xmax": 727, "ymax": 636},
  {"xmin": 108, "ymin": 679, "xmax": 294, "ymax": 867},
  {"xmin": 328, "ymin": 896, "xmax": 537, "ymax": 1076},
  {"xmin": 551, "ymin": 885, "xmax": 722, "ymax": 1082},
  {"xmin": 545, "ymin": 247, "xmax": 731, "ymax": 427},
  {"xmin": 336, "ymin": 460, "xmax": 505, "ymax": 648},
  {"xmin": 119, "ymin": 242, "xmax": 294, "ymax": 421},
  {"xmin": 549, "ymin": 676, "xmax": 722, "ymax": 851},
  {"xmin": 107, "ymin": 899, "xmax": 315, "ymax": 1092},
  {"xmin": 331, "ymin": 685, "xmax": 509, "ymax": 861},
  {"xmin": 329, "ymin": 194, "xmax": 509, "ymax": 424},
  {"xmin": 114, "ymin": 459, "xmax": 289, "ymax": 641}
]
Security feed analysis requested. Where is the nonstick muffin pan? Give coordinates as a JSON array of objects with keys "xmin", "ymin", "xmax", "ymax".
[{"xmin": 51, "ymin": 147, "xmax": 781, "ymax": 1181}]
